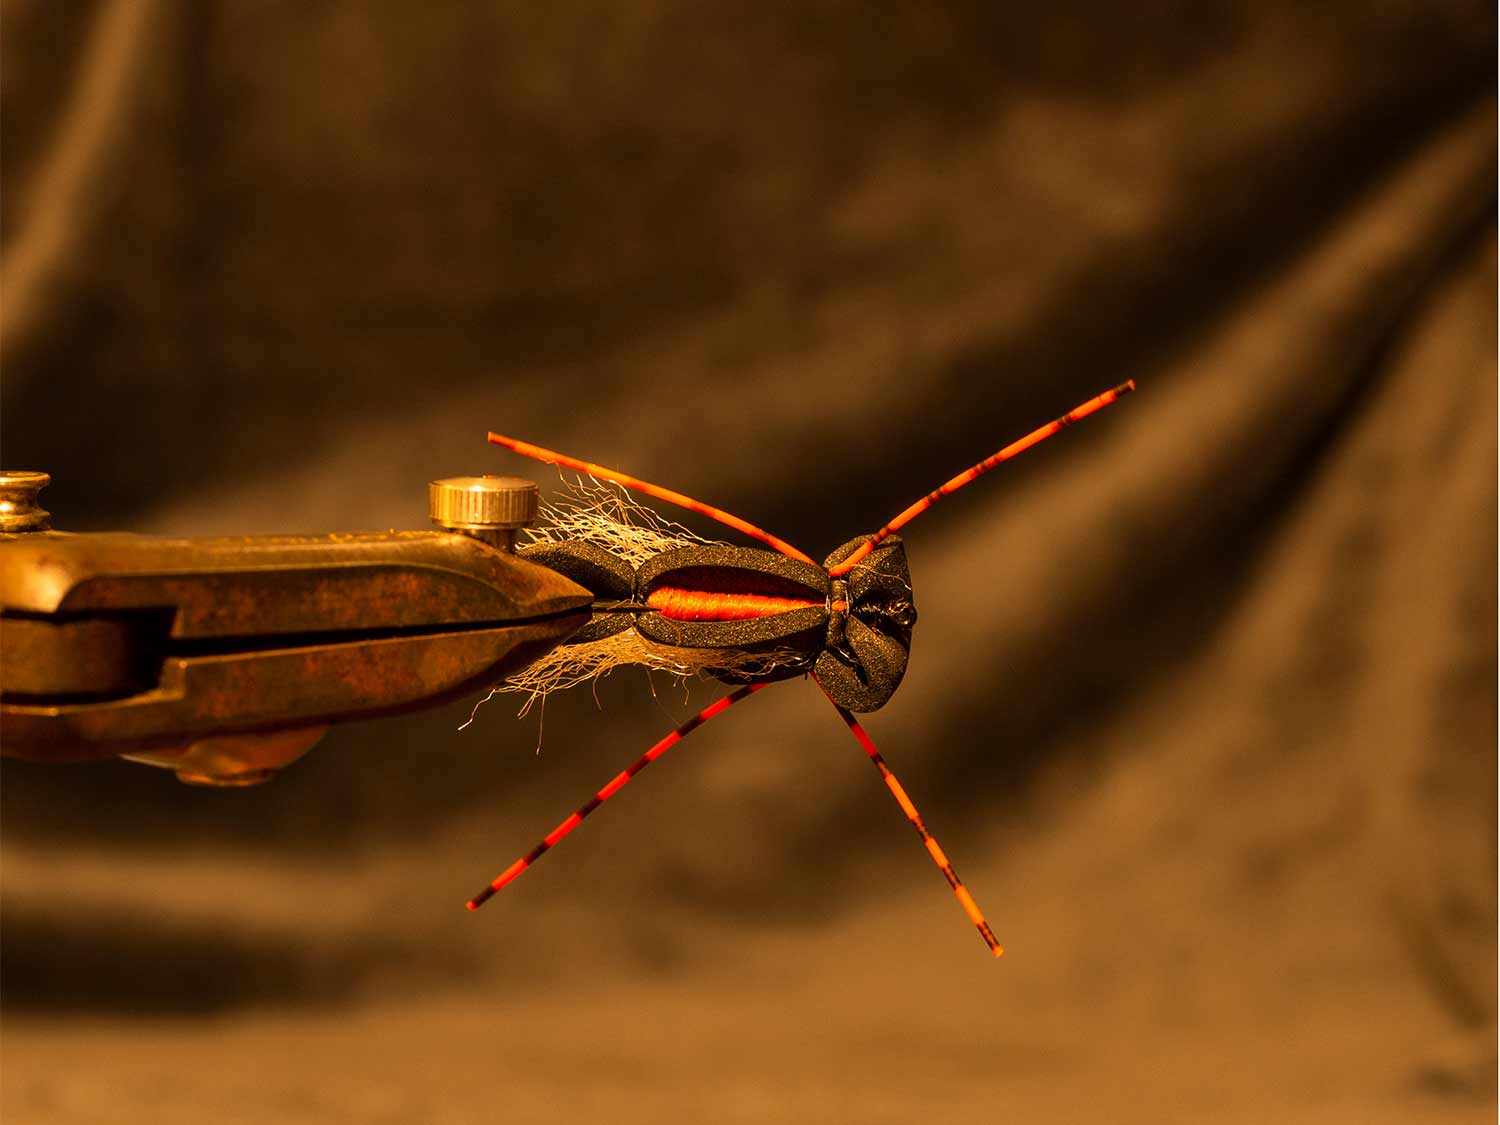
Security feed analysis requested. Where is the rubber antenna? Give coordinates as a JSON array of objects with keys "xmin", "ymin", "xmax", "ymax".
[{"xmin": 829, "ymin": 381, "xmax": 1135, "ymax": 577}]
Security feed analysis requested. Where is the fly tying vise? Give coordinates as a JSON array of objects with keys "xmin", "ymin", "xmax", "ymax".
[{"xmin": 468, "ymin": 381, "xmax": 1136, "ymax": 957}]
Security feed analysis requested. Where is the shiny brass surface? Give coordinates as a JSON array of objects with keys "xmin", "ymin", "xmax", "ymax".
[
  {"xmin": 428, "ymin": 475, "xmax": 539, "ymax": 551},
  {"xmin": 0, "ymin": 471, "xmax": 51, "ymax": 532},
  {"xmin": 428, "ymin": 475, "xmax": 538, "ymax": 531}
]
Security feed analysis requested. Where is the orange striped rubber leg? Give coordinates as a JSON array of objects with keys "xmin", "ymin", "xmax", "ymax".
[
  {"xmin": 819, "ymin": 688, "xmax": 1004, "ymax": 958},
  {"xmin": 466, "ymin": 682, "xmax": 773, "ymax": 910},
  {"xmin": 829, "ymin": 380, "xmax": 1135, "ymax": 578},
  {"xmin": 488, "ymin": 431, "xmax": 815, "ymax": 564}
]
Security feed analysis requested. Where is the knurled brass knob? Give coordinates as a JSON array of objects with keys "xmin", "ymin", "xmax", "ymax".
[
  {"xmin": 428, "ymin": 476, "xmax": 537, "ymax": 550},
  {"xmin": 0, "ymin": 471, "xmax": 51, "ymax": 532}
]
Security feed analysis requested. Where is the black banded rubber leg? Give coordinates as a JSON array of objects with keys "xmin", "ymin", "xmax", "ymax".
[
  {"xmin": 817, "ymin": 684, "xmax": 1004, "ymax": 958},
  {"xmin": 467, "ymin": 682, "xmax": 773, "ymax": 910}
]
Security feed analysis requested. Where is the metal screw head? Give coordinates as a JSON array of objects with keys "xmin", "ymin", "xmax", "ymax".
[
  {"xmin": 428, "ymin": 476, "xmax": 538, "ymax": 550},
  {"xmin": 0, "ymin": 471, "xmax": 52, "ymax": 532}
]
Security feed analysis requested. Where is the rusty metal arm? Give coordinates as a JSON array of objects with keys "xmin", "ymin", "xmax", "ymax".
[{"xmin": 0, "ymin": 473, "xmax": 591, "ymax": 785}]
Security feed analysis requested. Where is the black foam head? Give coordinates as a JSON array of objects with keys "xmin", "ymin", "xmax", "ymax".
[{"xmin": 814, "ymin": 536, "xmax": 916, "ymax": 712}]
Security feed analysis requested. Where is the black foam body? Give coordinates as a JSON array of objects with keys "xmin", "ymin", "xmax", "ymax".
[
  {"xmin": 524, "ymin": 535, "xmax": 916, "ymax": 711},
  {"xmin": 518, "ymin": 541, "xmax": 636, "ymax": 641}
]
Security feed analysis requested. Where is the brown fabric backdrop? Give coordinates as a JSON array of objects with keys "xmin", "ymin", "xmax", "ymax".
[{"xmin": 2, "ymin": 2, "xmax": 1495, "ymax": 1122}]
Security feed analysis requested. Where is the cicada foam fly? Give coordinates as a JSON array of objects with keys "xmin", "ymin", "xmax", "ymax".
[{"xmin": 468, "ymin": 381, "xmax": 1135, "ymax": 957}]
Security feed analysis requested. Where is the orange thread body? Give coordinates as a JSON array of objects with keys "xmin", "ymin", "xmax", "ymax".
[{"xmin": 646, "ymin": 586, "xmax": 824, "ymax": 621}]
